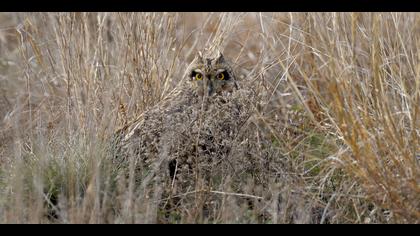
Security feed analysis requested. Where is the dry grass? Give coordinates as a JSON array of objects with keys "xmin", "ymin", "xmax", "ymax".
[{"xmin": 0, "ymin": 12, "xmax": 418, "ymax": 224}]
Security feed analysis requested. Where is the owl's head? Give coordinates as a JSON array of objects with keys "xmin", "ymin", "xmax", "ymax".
[{"xmin": 187, "ymin": 50, "xmax": 238, "ymax": 97}]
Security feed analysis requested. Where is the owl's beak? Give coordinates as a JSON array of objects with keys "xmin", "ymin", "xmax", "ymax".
[{"xmin": 207, "ymin": 80, "xmax": 214, "ymax": 96}]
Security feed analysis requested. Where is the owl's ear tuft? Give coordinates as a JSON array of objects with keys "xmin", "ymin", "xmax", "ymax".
[
  {"xmin": 216, "ymin": 51, "xmax": 225, "ymax": 64},
  {"xmin": 196, "ymin": 51, "xmax": 204, "ymax": 63}
]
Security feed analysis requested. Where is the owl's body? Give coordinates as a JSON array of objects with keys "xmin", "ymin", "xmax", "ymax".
[{"xmin": 113, "ymin": 51, "xmax": 252, "ymax": 182}]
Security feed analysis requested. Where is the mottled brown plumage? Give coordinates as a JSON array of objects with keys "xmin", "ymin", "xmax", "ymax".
[{"xmin": 112, "ymin": 50, "xmax": 253, "ymax": 182}]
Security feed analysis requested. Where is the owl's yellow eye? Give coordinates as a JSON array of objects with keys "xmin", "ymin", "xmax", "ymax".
[
  {"xmin": 195, "ymin": 73, "xmax": 203, "ymax": 80},
  {"xmin": 217, "ymin": 73, "xmax": 225, "ymax": 80}
]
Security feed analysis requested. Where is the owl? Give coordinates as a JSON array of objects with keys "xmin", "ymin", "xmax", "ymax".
[
  {"xmin": 112, "ymin": 50, "xmax": 253, "ymax": 186},
  {"xmin": 187, "ymin": 50, "xmax": 238, "ymax": 97}
]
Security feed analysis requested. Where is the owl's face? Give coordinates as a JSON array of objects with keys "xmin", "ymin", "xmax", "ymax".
[{"xmin": 188, "ymin": 51, "xmax": 237, "ymax": 97}]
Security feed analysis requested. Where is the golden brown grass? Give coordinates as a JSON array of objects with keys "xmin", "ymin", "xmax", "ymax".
[{"xmin": 0, "ymin": 12, "xmax": 418, "ymax": 223}]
